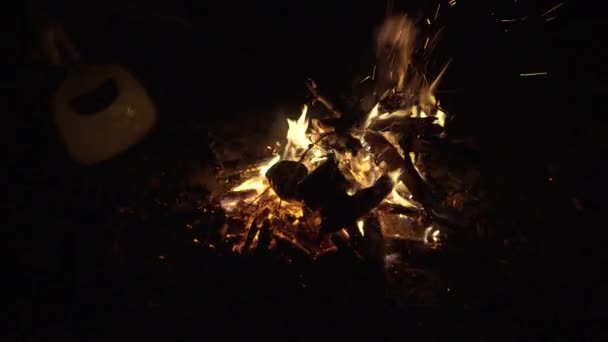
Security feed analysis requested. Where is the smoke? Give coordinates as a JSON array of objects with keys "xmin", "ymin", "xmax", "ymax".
[{"xmin": 375, "ymin": 15, "xmax": 417, "ymax": 95}]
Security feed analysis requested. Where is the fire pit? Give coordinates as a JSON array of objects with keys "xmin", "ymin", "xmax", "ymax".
[{"xmin": 204, "ymin": 15, "xmax": 474, "ymax": 261}]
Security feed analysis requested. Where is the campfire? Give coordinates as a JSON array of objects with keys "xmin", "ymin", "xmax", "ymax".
[{"xmin": 209, "ymin": 15, "xmax": 462, "ymax": 259}]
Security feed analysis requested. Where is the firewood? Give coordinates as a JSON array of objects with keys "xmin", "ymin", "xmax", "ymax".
[
  {"xmin": 296, "ymin": 155, "xmax": 349, "ymax": 210},
  {"xmin": 256, "ymin": 219, "xmax": 273, "ymax": 254},
  {"xmin": 363, "ymin": 131, "xmax": 404, "ymax": 171},
  {"xmin": 242, "ymin": 219, "xmax": 259, "ymax": 254},
  {"xmin": 265, "ymin": 160, "xmax": 308, "ymax": 200},
  {"xmin": 321, "ymin": 175, "xmax": 393, "ymax": 233}
]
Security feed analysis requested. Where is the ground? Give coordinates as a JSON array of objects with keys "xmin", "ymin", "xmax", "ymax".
[{"xmin": 7, "ymin": 1, "xmax": 606, "ymax": 340}]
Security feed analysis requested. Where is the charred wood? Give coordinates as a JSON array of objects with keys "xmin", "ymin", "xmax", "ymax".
[
  {"xmin": 265, "ymin": 160, "xmax": 309, "ymax": 200},
  {"xmin": 321, "ymin": 175, "xmax": 393, "ymax": 233},
  {"xmin": 296, "ymin": 155, "xmax": 349, "ymax": 210}
]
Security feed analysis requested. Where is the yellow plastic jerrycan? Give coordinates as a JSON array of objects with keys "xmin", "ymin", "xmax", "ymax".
[{"xmin": 52, "ymin": 64, "xmax": 157, "ymax": 165}]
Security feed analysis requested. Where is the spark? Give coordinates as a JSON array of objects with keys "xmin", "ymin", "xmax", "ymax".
[
  {"xmin": 359, "ymin": 75, "xmax": 371, "ymax": 83},
  {"xmin": 542, "ymin": 3, "xmax": 564, "ymax": 16},
  {"xmin": 500, "ymin": 16, "xmax": 528, "ymax": 23},
  {"xmin": 424, "ymin": 27, "xmax": 445, "ymax": 56},
  {"xmin": 426, "ymin": 18, "xmax": 431, "ymax": 25},
  {"xmin": 342, "ymin": 229, "xmax": 351, "ymax": 239},
  {"xmin": 158, "ymin": 255, "xmax": 165, "ymax": 260},
  {"xmin": 449, "ymin": 0, "xmax": 456, "ymax": 7},
  {"xmin": 424, "ymin": 36, "xmax": 430, "ymax": 50},
  {"xmin": 545, "ymin": 15, "xmax": 557, "ymax": 22},
  {"xmin": 434, "ymin": 4, "xmax": 441, "ymax": 20},
  {"xmin": 193, "ymin": 238, "xmax": 199, "ymax": 244},
  {"xmin": 519, "ymin": 72, "xmax": 548, "ymax": 77},
  {"xmin": 429, "ymin": 59, "xmax": 452, "ymax": 94}
]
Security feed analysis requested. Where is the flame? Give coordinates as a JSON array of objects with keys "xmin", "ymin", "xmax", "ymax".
[
  {"xmin": 215, "ymin": 14, "xmax": 451, "ymax": 255},
  {"xmin": 284, "ymin": 105, "xmax": 310, "ymax": 159},
  {"xmin": 260, "ymin": 155, "xmax": 281, "ymax": 176},
  {"xmin": 364, "ymin": 103, "xmax": 380, "ymax": 129},
  {"xmin": 357, "ymin": 219, "xmax": 365, "ymax": 236},
  {"xmin": 388, "ymin": 169, "xmax": 402, "ymax": 184},
  {"xmin": 423, "ymin": 226, "xmax": 442, "ymax": 244}
]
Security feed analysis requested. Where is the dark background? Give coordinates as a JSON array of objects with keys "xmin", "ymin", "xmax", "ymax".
[{"xmin": 6, "ymin": 0, "xmax": 607, "ymax": 340}]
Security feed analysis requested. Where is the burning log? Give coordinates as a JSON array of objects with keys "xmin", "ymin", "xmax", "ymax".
[
  {"xmin": 359, "ymin": 215, "xmax": 385, "ymax": 268},
  {"xmin": 305, "ymin": 79, "xmax": 341, "ymax": 118},
  {"xmin": 241, "ymin": 218, "xmax": 260, "ymax": 254},
  {"xmin": 256, "ymin": 219, "xmax": 273, "ymax": 254},
  {"xmin": 376, "ymin": 203, "xmax": 424, "ymax": 217},
  {"xmin": 296, "ymin": 154, "xmax": 349, "ymax": 211},
  {"xmin": 265, "ymin": 160, "xmax": 308, "ymax": 200},
  {"xmin": 363, "ymin": 131, "xmax": 404, "ymax": 171},
  {"xmin": 210, "ymin": 14, "xmax": 467, "ymax": 259},
  {"xmin": 321, "ymin": 175, "xmax": 393, "ymax": 233},
  {"xmin": 399, "ymin": 134, "xmax": 436, "ymax": 209}
]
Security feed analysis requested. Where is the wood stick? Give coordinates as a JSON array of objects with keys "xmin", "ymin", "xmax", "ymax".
[{"xmin": 305, "ymin": 79, "xmax": 342, "ymax": 118}]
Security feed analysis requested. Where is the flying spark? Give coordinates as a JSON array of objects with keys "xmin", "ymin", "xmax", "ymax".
[
  {"xmin": 542, "ymin": 3, "xmax": 564, "ymax": 16},
  {"xmin": 545, "ymin": 15, "xmax": 557, "ymax": 22},
  {"xmin": 519, "ymin": 72, "xmax": 548, "ymax": 77},
  {"xmin": 500, "ymin": 16, "xmax": 528, "ymax": 23}
]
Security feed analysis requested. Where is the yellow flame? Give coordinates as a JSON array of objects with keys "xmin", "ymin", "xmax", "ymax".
[
  {"xmin": 286, "ymin": 105, "xmax": 310, "ymax": 151},
  {"xmin": 357, "ymin": 219, "xmax": 365, "ymax": 236},
  {"xmin": 423, "ymin": 226, "xmax": 442, "ymax": 244},
  {"xmin": 389, "ymin": 169, "xmax": 402, "ymax": 184},
  {"xmin": 423, "ymin": 226, "xmax": 433, "ymax": 242},
  {"xmin": 386, "ymin": 189, "xmax": 418, "ymax": 208},
  {"xmin": 365, "ymin": 104, "xmax": 418, "ymax": 129},
  {"xmin": 364, "ymin": 103, "xmax": 380, "ymax": 128},
  {"xmin": 232, "ymin": 178, "xmax": 262, "ymax": 192},
  {"xmin": 260, "ymin": 155, "xmax": 281, "ymax": 176},
  {"xmin": 432, "ymin": 230, "xmax": 440, "ymax": 242},
  {"xmin": 435, "ymin": 109, "xmax": 446, "ymax": 127}
]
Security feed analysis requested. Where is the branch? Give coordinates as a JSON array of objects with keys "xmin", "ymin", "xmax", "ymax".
[{"xmin": 305, "ymin": 79, "xmax": 341, "ymax": 118}]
